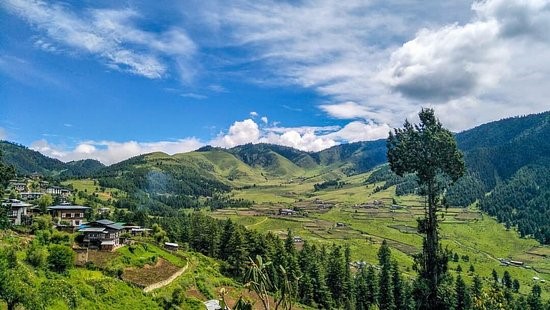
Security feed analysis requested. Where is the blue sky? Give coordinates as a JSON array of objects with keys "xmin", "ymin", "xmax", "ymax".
[{"xmin": 1, "ymin": 0, "xmax": 550, "ymax": 164}]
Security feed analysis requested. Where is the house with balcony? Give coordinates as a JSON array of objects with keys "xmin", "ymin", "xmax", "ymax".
[
  {"xmin": 1, "ymin": 199, "xmax": 32, "ymax": 225},
  {"xmin": 78, "ymin": 219, "xmax": 124, "ymax": 251},
  {"xmin": 48, "ymin": 205, "xmax": 90, "ymax": 227}
]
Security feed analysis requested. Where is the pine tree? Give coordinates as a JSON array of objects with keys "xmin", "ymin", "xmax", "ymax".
[
  {"xmin": 326, "ymin": 245, "xmax": 345, "ymax": 307},
  {"xmin": 366, "ymin": 265, "xmax": 378, "ymax": 308},
  {"xmin": 387, "ymin": 108, "xmax": 465, "ymax": 309},
  {"xmin": 219, "ymin": 219, "xmax": 235, "ymax": 260},
  {"xmin": 391, "ymin": 260, "xmax": 405, "ymax": 310},
  {"xmin": 527, "ymin": 284, "xmax": 543, "ymax": 310},
  {"xmin": 226, "ymin": 228, "xmax": 248, "ymax": 279},
  {"xmin": 512, "ymin": 279, "xmax": 520, "ymax": 293},
  {"xmin": 378, "ymin": 241, "xmax": 394, "ymax": 310},
  {"xmin": 455, "ymin": 274, "xmax": 470, "ymax": 310},
  {"xmin": 471, "ymin": 274, "xmax": 483, "ymax": 310},
  {"xmin": 354, "ymin": 266, "xmax": 370, "ymax": 310},
  {"xmin": 343, "ymin": 245, "xmax": 354, "ymax": 309},
  {"xmin": 502, "ymin": 270, "xmax": 512, "ymax": 289}
]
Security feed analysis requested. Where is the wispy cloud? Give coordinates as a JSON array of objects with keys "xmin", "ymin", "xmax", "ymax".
[
  {"xmin": 2, "ymin": 0, "xmax": 196, "ymax": 79},
  {"xmin": 212, "ymin": 0, "xmax": 550, "ymax": 131}
]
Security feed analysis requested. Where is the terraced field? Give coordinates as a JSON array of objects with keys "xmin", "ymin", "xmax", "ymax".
[{"xmin": 210, "ymin": 169, "xmax": 550, "ymax": 298}]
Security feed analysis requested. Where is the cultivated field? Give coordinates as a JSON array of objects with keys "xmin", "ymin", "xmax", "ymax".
[{"xmin": 212, "ymin": 170, "xmax": 550, "ymax": 298}]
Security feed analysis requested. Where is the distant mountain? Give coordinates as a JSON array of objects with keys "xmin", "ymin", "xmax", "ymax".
[{"xmin": 0, "ymin": 141, "xmax": 105, "ymax": 178}]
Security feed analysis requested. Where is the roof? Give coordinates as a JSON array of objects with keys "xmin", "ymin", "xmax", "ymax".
[
  {"xmin": 95, "ymin": 219, "xmax": 115, "ymax": 226},
  {"xmin": 131, "ymin": 228, "xmax": 152, "ymax": 232},
  {"xmin": 79, "ymin": 227, "xmax": 106, "ymax": 232},
  {"xmin": 106, "ymin": 223, "xmax": 124, "ymax": 230},
  {"xmin": 204, "ymin": 300, "xmax": 221, "ymax": 310},
  {"xmin": 164, "ymin": 242, "xmax": 179, "ymax": 247},
  {"xmin": 48, "ymin": 205, "xmax": 90, "ymax": 210}
]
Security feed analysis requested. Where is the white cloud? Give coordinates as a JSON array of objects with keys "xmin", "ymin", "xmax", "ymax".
[
  {"xmin": 213, "ymin": 0, "xmax": 550, "ymax": 131},
  {"xmin": 2, "ymin": 0, "xmax": 196, "ymax": 79},
  {"xmin": 260, "ymin": 116, "xmax": 268, "ymax": 124},
  {"xmin": 31, "ymin": 138, "xmax": 203, "ymax": 165},
  {"xmin": 249, "ymin": 111, "xmax": 258, "ymax": 117},
  {"xmin": 261, "ymin": 130, "xmax": 336, "ymax": 152},
  {"xmin": 29, "ymin": 115, "xmax": 392, "ymax": 164},
  {"xmin": 326, "ymin": 121, "xmax": 391, "ymax": 142},
  {"xmin": 320, "ymin": 101, "xmax": 374, "ymax": 120},
  {"xmin": 211, "ymin": 119, "xmax": 261, "ymax": 148}
]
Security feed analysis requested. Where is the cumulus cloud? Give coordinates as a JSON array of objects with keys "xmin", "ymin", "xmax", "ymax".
[
  {"xmin": 31, "ymin": 138, "xmax": 203, "ymax": 165},
  {"xmin": 211, "ymin": 119, "xmax": 261, "ymax": 148},
  {"xmin": 211, "ymin": 118, "xmax": 388, "ymax": 153},
  {"xmin": 260, "ymin": 116, "xmax": 268, "ymax": 124},
  {"xmin": 2, "ymin": 0, "xmax": 196, "ymax": 79},
  {"xmin": 249, "ymin": 111, "xmax": 258, "ymax": 117}
]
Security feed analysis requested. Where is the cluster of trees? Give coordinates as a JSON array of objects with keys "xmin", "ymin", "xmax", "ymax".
[
  {"xmin": 313, "ymin": 179, "xmax": 347, "ymax": 191},
  {"xmin": 0, "ymin": 216, "xmax": 77, "ymax": 310}
]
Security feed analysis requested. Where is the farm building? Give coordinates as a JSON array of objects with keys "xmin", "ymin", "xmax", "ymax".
[
  {"xmin": 78, "ymin": 219, "xmax": 124, "ymax": 251},
  {"xmin": 279, "ymin": 208, "xmax": 296, "ymax": 216},
  {"xmin": 164, "ymin": 242, "xmax": 179, "ymax": 251}
]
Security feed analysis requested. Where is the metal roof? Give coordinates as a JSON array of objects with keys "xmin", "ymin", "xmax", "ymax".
[
  {"xmin": 95, "ymin": 219, "xmax": 115, "ymax": 225},
  {"xmin": 48, "ymin": 205, "xmax": 90, "ymax": 210},
  {"xmin": 79, "ymin": 227, "xmax": 106, "ymax": 232}
]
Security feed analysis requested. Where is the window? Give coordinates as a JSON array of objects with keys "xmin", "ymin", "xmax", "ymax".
[
  {"xmin": 70, "ymin": 213, "xmax": 75, "ymax": 218},
  {"xmin": 79, "ymin": 213, "xmax": 84, "ymax": 218},
  {"xmin": 75, "ymin": 220, "xmax": 80, "ymax": 225},
  {"xmin": 61, "ymin": 213, "xmax": 66, "ymax": 218}
]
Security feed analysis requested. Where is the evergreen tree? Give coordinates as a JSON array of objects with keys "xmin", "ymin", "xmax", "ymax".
[
  {"xmin": 354, "ymin": 266, "xmax": 370, "ymax": 310},
  {"xmin": 391, "ymin": 260, "xmax": 405, "ymax": 310},
  {"xmin": 502, "ymin": 270, "xmax": 512, "ymax": 289},
  {"xmin": 226, "ymin": 228, "xmax": 248, "ymax": 279},
  {"xmin": 455, "ymin": 274, "xmax": 470, "ymax": 310},
  {"xmin": 326, "ymin": 245, "xmax": 345, "ymax": 307},
  {"xmin": 219, "ymin": 219, "xmax": 235, "ymax": 260},
  {"xmin": 343, "ymin": 245, "xmax": 354, "ymax": 309},
  {"xmin": 471, "ymin": 274, "xmax": 483, "ymax": 310},
  {"xmin": 527, "ymin": 284, "xmax": 543, "ymax": 310},
  {"xmin": 387, "ymin": 108, "xmax": 465, "ymax": 309},
  {"xmin": 365, "ymin": 265, "xmax": 378, "ymax": 308},
  {"xmin": 512, "ymin": 279, "xmax": 520, "ymax": 293},
  {"xmin": 378, "ymin": 241, "xmax": 394, "ymax": 310}
]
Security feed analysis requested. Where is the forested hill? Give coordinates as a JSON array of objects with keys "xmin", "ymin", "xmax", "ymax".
[
  {"xmin": 365, "ymin": 111, "xmax": 550, "ymax": 243},
  {"xmin": 0, "ymin": 141, "xmax": 104, "ymax": 178}
]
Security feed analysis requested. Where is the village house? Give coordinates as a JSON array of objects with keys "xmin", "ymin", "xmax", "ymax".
[
  {"xmin": 164, "ymin": 242, "xmax": 179, "ymax": 251},
  {"xmin": 20, "ymin": 192, "xmax": 44, "ymax": 200},
  {"xmin": 48, "ymin": 204, "xmax": 90, "ymax": 227},
  {"xmin": 279, "ymin": 208, "xmax": 296, "ymax": 216},
  {"xmin": 46, "ymin": 186, "xmax": 72, "ymax": 198},
  {"xmin": 1, "ymin": 199, "xmax": 32, "ymax": 225},
  {"xmin": 9, "ymin": 182, "xmax": 27, "ymax": 192},
  {"xmin": 78, "ymin": 219, "xmax": 124, "ymax": 251}
]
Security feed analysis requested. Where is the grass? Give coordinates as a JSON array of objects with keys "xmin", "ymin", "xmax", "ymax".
[
  {"xmin": 61, "ymin": 178, "xmax": 125, "ymax": 205},
  {"xmin": 213, "ymin": 169, "xmax": 550, "ymax": 298}
]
